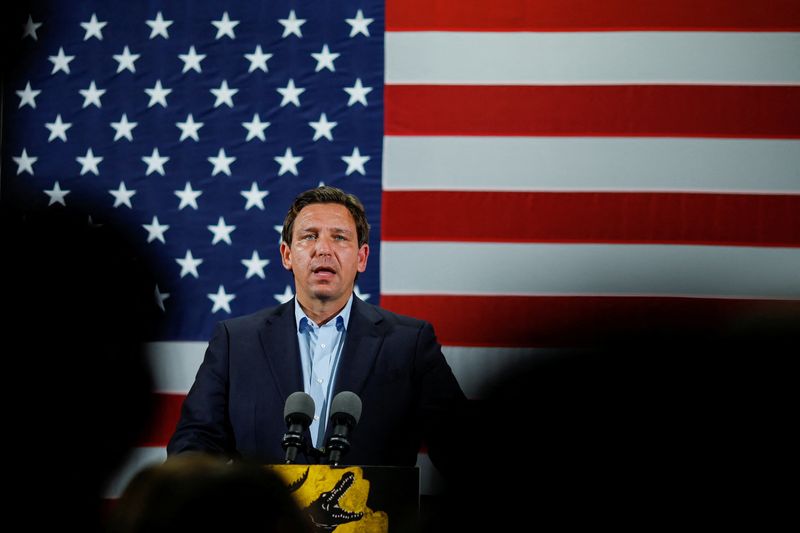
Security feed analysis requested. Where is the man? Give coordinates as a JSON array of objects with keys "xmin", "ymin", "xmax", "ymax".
[{"xmin": 168, "ymin": 187, "xmax": 466, "ymax": 473}]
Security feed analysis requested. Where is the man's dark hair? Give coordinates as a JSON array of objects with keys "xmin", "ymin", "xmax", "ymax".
[{"xmin": 281, "ymin": 186, "xmax": 370, "ymax": 248}]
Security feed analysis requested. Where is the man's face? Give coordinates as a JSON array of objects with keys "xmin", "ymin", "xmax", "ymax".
[{"xmin": 280, "ymin": 203, "xmax": 369, "ymax": 307}]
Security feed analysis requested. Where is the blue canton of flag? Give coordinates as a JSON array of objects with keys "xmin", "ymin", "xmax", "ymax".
[{"xmin": 3, "ymin": 0, "xmax": 384, "ymax": 340}]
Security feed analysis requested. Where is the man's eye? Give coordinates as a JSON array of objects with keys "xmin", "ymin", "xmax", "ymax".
[
  {"xmin": 302, "ymin": 234, "xmax": 316, "ymax": 240},
  {"xmin": 334, "ymin": 235, "xmax": 346, "ymax": 240}
]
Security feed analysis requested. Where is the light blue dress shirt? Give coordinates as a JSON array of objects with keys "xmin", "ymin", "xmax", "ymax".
[{"xmin": 294, "ymin": 294, "xmax": 353, "ymax": 448}]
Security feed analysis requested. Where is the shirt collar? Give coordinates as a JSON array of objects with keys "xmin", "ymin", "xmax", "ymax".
[{"xmin": 295, "ymin": 293, "xmax": 353, "ymax": 333}]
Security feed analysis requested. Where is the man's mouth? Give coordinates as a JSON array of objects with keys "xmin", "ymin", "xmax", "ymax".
[{"xmin": 312, "ymin": 266, "xmax": 336, "ymax": 277}]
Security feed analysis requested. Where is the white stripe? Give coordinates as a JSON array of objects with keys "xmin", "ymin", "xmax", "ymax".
[
  {"xmin": 381, "ymin": 242, "xmax": 800, "ymax": 298},
  {"xmin": 146, "ymin": 342, "xmax": 206, "ymax": 394},
  {"xmin": 383, "ymin": 137, "xmax": 800, "ymax": 193},
  {"xmin": 386, "ymin": 31, "xmax": 800, "ymax": 85},
  {"xmin": 104, "ymin": 446, "xmax": 167, "ymax": 498}
]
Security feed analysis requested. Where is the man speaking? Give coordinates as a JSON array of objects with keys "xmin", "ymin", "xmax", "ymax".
[{"xmin": 168, "ymin": 186, "xmax": 466, "ymax": 474}]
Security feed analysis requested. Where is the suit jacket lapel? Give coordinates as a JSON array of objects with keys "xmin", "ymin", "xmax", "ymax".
[
  {"xmin": 334, "ymin": 296, "xmax": 385, "ymax": 397},
  {"xmin": 258, "ymin": 300, "xmax": 303, "ymax": 402}
]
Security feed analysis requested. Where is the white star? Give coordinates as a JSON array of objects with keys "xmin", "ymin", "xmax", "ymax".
[
  {"xmin": 143, "ymin": 216, "xmax": 169, "ymax": 244},
  {"xmin": 174, "ymin": 182, "xmax": 202, "ymax": 210},
  {"xmin": 311, "ymin": 44, "xmax": 340, "ymax": 72},
  {"xmin": 145, "ymin": 79, "xmax": 172, "ymax": 108},
  {"xmin": 176, "ymin": 113, "xmax": 203, "ymax": 142},
  {"xmin": 274, "ymin": 224, "xmax": 285, "ymax": 244},
  {"xmin": 176, "ymin": 250, "xmax": 203, "ymax": 279},
  {"xmin": 208, "ymin": 216, "xmax": 236, "ymax": 245},
  {"xmin": 142, "ymin": 148, "xmax": 169, "ymax": 176},
  {"xmin": 342, "ymin": 146, "xmax": 370, "ymax": 176},
  {"xmin": 146, "ymin": 11, "xmax": 173, "ymax": 39},
  {"xmin": 109, "ymin": 181, "xmax": 136, "ymax": 208},
  {"xmin": 277, "ymin": 79, "xmax": 305, "ymax": 107},
  {"xmin": 178, "ymin": 45, "xmax": 205, "ymax": 73},
  {"xmin": 154, "ymin": 285, "xmax": 170, "ymax": 312},
  {"xmin": 208, "ymin": 285, "xmax": 236, "ymax": 314},
  {"xmin": 208, "ymin": 148, "xmax": 236, "ymax": 176},
  {"xmin": 344, "ymin": 78, "xmax": 373, "ymax": 107},
  {"xmin": 241, "ymin": 182, "xmax": 269, "ymax": 210},
  {"xmin": 22, "ymin": 15, "xmax": 42, "ymax": 40},
  {"xmin": 274, "ymin": 285, "xmax": 294, "ymax": 304},
  {"xmin": 110, "ymin": 113, "xmax": 137, "ymax": 141},
  {"xmin": 354, "ymin": 285, "xmax": 371, "ymax": 301},
  {"xmin": 210, "ymin": 80, "xmax": 238, "ymax": 108},
  {"xmin": 76, "ymin": 148, "xmax": 102, "ymax": 176},
  {"xmin": 212, "ymin": 12, "xmax": 239, "ymax": 39},
  {"xmin": 45, "ymin": 114, "xmax": 72, "ymax": 142},
  {"xmin": 242, "ymin": 251, "xmax": 270, "ymax": 280},
  {"xmin": 13, "ymin": 149, "xmax": 37, "ymax": 175},
  {"xmin": 309, "ymin": 113, "xmax": 337, "ymax": 142},
  {"xmin": 79, "ymin": 80, "xmax": 106, "ymax": 108},
  {"xmin": 346, "ymin": 10, "xmax": 374, "ymax": 37},
  {"xmin": 81, "ymin": 13, "xmax": 107, "ymax": 41},
  {"xmin": 113, "ymin": 46, "xmax": 140, "ymax": 73},
  {"xmin": 44, "ymin": 182, "xmax": 70, "ymax": 206},
  {"xmin": 244, "ymin": 45, "xmax": 273, "ymax": 73},
  {"xmin": 48, "ymin": 47, "xmax": 75, "ymax": 75},
  {"xmin": 278, "ymin": 10, "xmax": 306, "ymax": 38},
  {"xmin": 242, "ymin": 113, "xmax": 270, "ymax": 141},
  {"xmin": 16, "ymin": 82, "xmax": 41, "ymax": 109},
  {"xmin": 274, "ymin": 147, "xmax": 302, "ymax": 176}
]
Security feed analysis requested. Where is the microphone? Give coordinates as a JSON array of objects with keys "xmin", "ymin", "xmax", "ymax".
[
  {"xmin": 282, "ymin": 391, "xmax": 315, "ymax": 464},
  {"xmin": 325, "ymin": 391, "xmax": 362, "ymax": 466}
]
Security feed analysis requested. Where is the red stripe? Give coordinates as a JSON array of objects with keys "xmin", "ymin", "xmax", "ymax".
[
  {"xmin": 380, "ymin": 295, "xmax": 800, "ymax": 347},
  {"xmin": 140, "ymin": 393, "xmax": 185, "ymax": 447},
  {"xmin": 382, "ymin": 191, "xmax": 800, "ymax": 247},
  {"xmin": 384, "ymin": 85, "xmax": 800, "ymax": 138},
  {"xmin": 386, "ymin": 0, "xmax": 800, "ymax": 31}
]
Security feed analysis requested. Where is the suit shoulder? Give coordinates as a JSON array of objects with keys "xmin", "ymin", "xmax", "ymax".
[
  {"xmin": 361, "ymin": 299, "xmax": 430, "ymax": 330},
  {"xmin": 217, "ymin": 302, "xmax": 290, "ymax": 334}
]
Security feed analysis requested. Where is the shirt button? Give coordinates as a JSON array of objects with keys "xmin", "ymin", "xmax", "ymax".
[
  {"xmin": 320, "ymin": 343, "xmax": 326, "ymax": 348},
  {"xmin": 316, "ymin": 378, "xmax": 324, "ymax": 384},
  {"xmin": 313, "ymin": 416, "xmax": 319, "ymax": 421}
]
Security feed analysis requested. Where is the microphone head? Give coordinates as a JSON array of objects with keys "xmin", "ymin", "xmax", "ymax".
[
  {"xmin": 284, "ymin": 391, "xmax": 315, "ymax": 425},
  {"xmin": 330, "ymin": 391, "xmax": 362, "ymax": 424}
]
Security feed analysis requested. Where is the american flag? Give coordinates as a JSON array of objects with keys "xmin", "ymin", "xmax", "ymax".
[{"xmin": 3, "ymin": 0, "xmax": 800, "ymax": 497}]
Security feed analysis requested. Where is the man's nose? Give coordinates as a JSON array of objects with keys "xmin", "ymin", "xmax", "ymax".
[{"xmin": 315, "ymin": 234, "xmax": 333, "ymax": 255}]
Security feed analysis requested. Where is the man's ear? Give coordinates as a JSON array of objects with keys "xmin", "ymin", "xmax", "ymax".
[
  {"xmin": 280, "ymin": 241, "xmax": 292, "ymax": 271},
  {"xmin": 357, "ymin": 243, "xmax": 369, "ymax": 273}
]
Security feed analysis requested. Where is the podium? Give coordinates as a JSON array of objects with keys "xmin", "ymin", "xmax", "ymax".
[{"xmin": 267, "ymin": 465, "xmax": 419, "ymax": 533}]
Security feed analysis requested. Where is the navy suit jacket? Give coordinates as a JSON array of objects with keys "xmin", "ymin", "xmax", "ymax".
[{"xmin": 168, "ymin": 296, "xmax": 467, "ymax": 471}]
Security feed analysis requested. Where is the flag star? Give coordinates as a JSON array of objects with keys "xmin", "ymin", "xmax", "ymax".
[
  {"xmin": 274, "ymin": 285, "xmax": 294, "ymax": 304},
  {"xmin": 44, "ymin": 182, "xmax": 70, "ymax": 206},
  {"xmin": 309, "ymin": 113, "xmax": 337, "ymax": 141},
  {"xmin": 241, "ymin": 182, "xmax": 269, "ymax": 210},
  {"xmin": 13, "ymin": 149, "xmax": 37, "ymax": 175},
  {"xmin": 110, "ymin": 113, "xmax": 137, "ymax": 141},
  {"xmin": 81, "ymin": 13, "xmax": 107, "ymax": 41},
  {"xmin": 278, "ymin": 10, "xmax": 306, "ymax": 38},
  {"xmin": 274, "ymin": 224, "xmax": 284, "ymax": 244},
  {"xmin": 242, "ymin": 113, "xmax": 270, "ymax": 141},
  {"xmin": 48, "ymin": 47, "xmax": 75, "ymax": 75},
  {"xmin": 145, "ymin": 80, "xmax": 172, "ymax": 108},
  {"xmin": 277, "ymin": 79, "xmax": 305, "ymax": 107},
  {"xmin": 212, "ymin": 11, "xmax": 239, "ymax": 39},
  {"xmin": 146, "ymin": 11, "xmax": 173, "ymax": 39},
  {"xmin": 274, "ymin": 147, "xmax": 302, "ymax": 176},
  {"xmin": 113, "ymin": 46, "xmax": 140, "ymax": 73},
  {"xmin": 208, "ymin": 148, "xmax": 236, "ymax": 176},
  {"xmin": 143, "ymin": 216, "xmax": 169, "ymax": 244},
  {"xmin": 176, "ymin": 250, "xmax": 203, "ymax": 279},
  {"xmin": 16, "ymin": 81, "xmax": 41, "ymax": 109},
  {"xmin": 174, "ymin": 181, "xmax": 202, "ymax": 210},
  {"xmin": 22, "ymin": 15, "xmax": 42, "ymax": 40},
  {"xmin": 208, "ymin": 285, "xmax": 236, "ymax": 313},
  {"xmin": 76, "ymin": 148, "xmax": 103, "ymax": 175},
  {"xmin": 342, "ymin": 146, "xmax": 370, "ymax": 175},
  {"xmin": 154, "ymin": 285, "xmax": 170, "ymax": 312},
  {"xmin": 244, "ymin": 45, "xmax": 273, "ymax": 73},
  {"xmin": 210, "ymin": 80, "xmax": 238, "ymax": 108},
  {"xmin": 178, "ymin": 45, "xmax": 206, "ymax": 73},
  {"xmin": 79, "ymin": 80, "xmax": 106, "ymax": 108},
  {"xmin": 311, "ymin": 44, "xmax": 340, "ymax": 72},
  {"xmin": 176, "ymin": 113, "xmax": 204, "ymax": 142},
  {"xmin": 242, "ymin": 251, "xmax": 270, "ymax": 279},
  {"xmin": 208, "ymin": 216, "xmax": 236, "ymax": 245},
  {"xmin": 109, "ymin": 181, "xmax": 136, "ymax": 208},
  {"xmin": 344, "ymin": 78, "xmax": 373, "ymax": 107},
  {"xmin": 346, "ymin": 10, "xmax": 374, "ymax": 37},
  {"xmin": 354, "ymin": 285, "xmax": 371, "ymax": 301},
  {"xmin": 45, "ymin": 114, "xmax": 72, "ymax": 142},
  {"xmin": 142, "ymin": 148, "xmax": 169, "ymax": 176}
]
